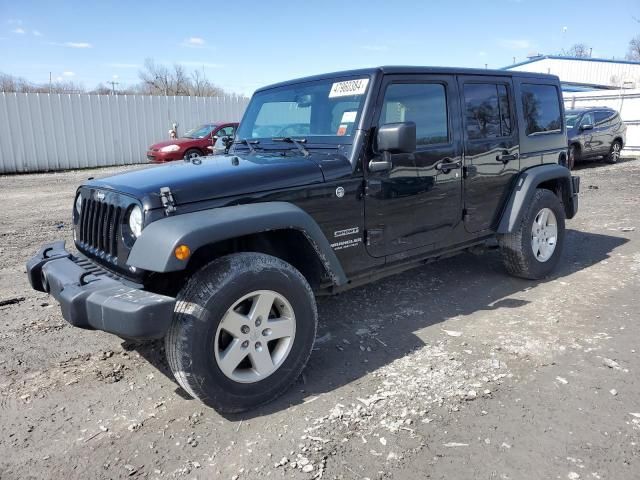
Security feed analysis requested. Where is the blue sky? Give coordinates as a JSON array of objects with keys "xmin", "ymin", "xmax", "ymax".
[{"xmin": 1, "ymin": 0, "xmax": 638, "ymax": 96}]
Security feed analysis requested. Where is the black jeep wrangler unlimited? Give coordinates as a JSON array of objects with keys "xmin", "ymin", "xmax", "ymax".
[{"xmin": 27, "ymin": 67, "xmax": 579, "ymax": 412}]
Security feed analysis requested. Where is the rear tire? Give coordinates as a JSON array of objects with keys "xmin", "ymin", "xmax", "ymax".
[
  {"xmin": 165, "ymin": 253, "xmax": 317, "ymax": 413},
  {"xmin": 606, "ymin": 140, "xmax": 622, "ymax": 164},
  {"xmin": 498, "ymin": 189, "xmax": 566, "ymax": 280}
]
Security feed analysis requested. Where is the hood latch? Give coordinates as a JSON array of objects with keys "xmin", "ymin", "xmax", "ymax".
[{"xmin": 159, "ymin": 187, "xmax": 177, "ymax": 215}]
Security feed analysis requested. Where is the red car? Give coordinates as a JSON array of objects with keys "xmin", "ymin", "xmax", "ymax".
[{"xmin": 146, "ymin": 122, "xmax": 238, "ymax": 163}]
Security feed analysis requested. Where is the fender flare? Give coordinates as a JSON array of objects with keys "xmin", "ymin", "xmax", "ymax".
[
  {"xmin": 496, "ymin": 164, "xmax": 579, "ymax": 234},
  {"xmin": 127, "ymin": 202, "xmax": 348, "ymax": 286}
]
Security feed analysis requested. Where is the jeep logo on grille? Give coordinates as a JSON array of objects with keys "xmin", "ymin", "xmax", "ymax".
[{"xmin": 94, "ymin": 191, "xmax": 105, "ymax": 201}]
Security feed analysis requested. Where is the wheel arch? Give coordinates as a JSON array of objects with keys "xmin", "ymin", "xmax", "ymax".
[
  {"xmin": 497, "ymin": 164, "xmax": 578, "ymax": 234},
  {"xmin": 127, "ymin": 202, "xmax": 347, "ymax": 288}
]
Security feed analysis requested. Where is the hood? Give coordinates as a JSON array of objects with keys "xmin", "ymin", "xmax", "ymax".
[
  {"xmin": 87, "ymin": 152, "xmax": 347, "ymax": 209},
  {"xmin": 149, "ymin": 138, "xmax": 204, "ymax": 149}
]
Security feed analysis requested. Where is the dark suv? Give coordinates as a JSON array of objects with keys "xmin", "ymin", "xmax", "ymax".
[
  {"xmin": 566, "ymin": 107, "xmax": 626, "ymax": 169},
  {"xmin": 27, "ymin": 66, "xmax": 579, "ymax": 412}
]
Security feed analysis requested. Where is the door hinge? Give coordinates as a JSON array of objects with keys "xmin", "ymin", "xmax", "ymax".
[{"xmin": 159, "ymin": 187, "xmax": 177, "ymax": 215}]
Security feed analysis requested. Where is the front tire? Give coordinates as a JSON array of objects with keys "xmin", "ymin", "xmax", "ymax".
[
  {"xmin": 165, "ymin": 253, "xmax": 317, "ymax": 413},
  {"xmin": 183, "ymin": 148, "xmax": 201, "ymax": 161},
  {"xmin": 498, "ymin": 189, "xmax": 566, "ymax": 280},
  {"xmin": 567, "ymin": 144, "xmax": 578, "ymax": 170}
]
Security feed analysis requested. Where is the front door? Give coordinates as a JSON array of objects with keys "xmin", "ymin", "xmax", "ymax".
[
  {"xmin": 578, "ymin": 111, "xmax": 596, "ymax": 156},
  {"xmin": 364, "ymin": 75, "xmax": 463, "ymax": 257},
  {"xmin": 458, "ymin": 76, "xmax": 520, "ymax": 233}
]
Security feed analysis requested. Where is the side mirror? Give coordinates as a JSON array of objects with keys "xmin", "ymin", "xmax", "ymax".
[
  {"xmin": 369, "ymin": 122, "xmax": 416, "ymax": 172},
  {"xmin": 377, "ymin": 122, "xmax": 417, "ymax": 154},
  {"xmin": 580, "ymin": 124, "xmax": 593, "ymax": 131}
]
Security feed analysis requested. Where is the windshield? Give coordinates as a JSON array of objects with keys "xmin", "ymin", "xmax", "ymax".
[
  {"xmin": 183, "ymin": 125, "xmax": 215, "ymax": 139},
  {"xmin": 565, "ymin": 114, "xmax": 580, "ymax": 129},
  {"xmin": 236, "ymin": 77, "xmax": 370, "ymax": 143}
]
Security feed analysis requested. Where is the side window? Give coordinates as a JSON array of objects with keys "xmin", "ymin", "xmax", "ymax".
[
  {"xmin": 594, "ymin": 111, "xmax": 611, "ymax": 125},
  {"xmin": 379, "ymin": 83, "xmax": 449, "ymax": 146},
  {"xmin": 223, "ymin": 126, "xmax": 236, "ymax": 136},
  {"xmin": 463, "ymin": 83, "xmax": 513, "ymax": 139},
  {"xmin": 521, "ymin": 84, "xmax": 562, "ymax": 136},
  {"xmin": 580, "ymin": 112, "xmax": 594, "ymax": 127}
]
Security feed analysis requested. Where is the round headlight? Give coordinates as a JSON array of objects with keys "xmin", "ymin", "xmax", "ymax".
[
  {"xmin": 128, "ymin": 205, "xmax": 143, "ymax": 238},
  {"xmin": 75, "ymin": 194, "xmax": 83, "ymax": 215}
]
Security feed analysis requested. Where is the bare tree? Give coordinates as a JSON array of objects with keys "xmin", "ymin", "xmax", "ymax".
[
  {"xmin": 138, "ymin": 58, "xmax": 224, "ymax": 96},
  {"xmin": 0, "ymin": 72, "xmax": 85, "ymax": 93},
  {"xmin": 627, "ymin": 35, "xmax": 640, "ymax": 61},
  {"xmin": 561, "ymin": 43, "xmax": 592, "ymax": 58},
  {"xmin": 139, "ymin": 58, "xmax": 173, "ymax": 95},
  {"xmin": 2, "ymin": 59, "xmax": 228, "ymax": 97},
  {"xmin": 190, "ymin": 69, "xmax": 224, "ymax": 97}
]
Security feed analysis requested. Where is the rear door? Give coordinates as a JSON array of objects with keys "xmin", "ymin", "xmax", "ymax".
[
  {"xmin": 458, "ymin": 76, "xmax": 519, "ymax": 233},
  {"xmin": 593, "ymin": 110, "xmax": 613, "ymax": 154},
  {"xmin": 364, "ymin": 74, "xmax": 463, "ymax": 257}
]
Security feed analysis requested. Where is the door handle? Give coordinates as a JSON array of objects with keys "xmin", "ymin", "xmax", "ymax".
[
  {"xmin": 368, "ymin": 159, "xmax": 392, "ymax": 172},
  {"xmin": 496, "ymin": 151, "xmax": 519, "ymax": 163},
  {"xmin": 435, "ymin": 159, "xmax": 462, "ymax": 173}
]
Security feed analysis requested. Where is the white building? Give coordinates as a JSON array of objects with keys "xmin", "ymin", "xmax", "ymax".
[
  {"xmin": 505, "ymin": 56, "xmax": 640, "ymax": 154},
  {"xmin": 505, "ymin": 55, "xmax": 640, "ymax": 90}
]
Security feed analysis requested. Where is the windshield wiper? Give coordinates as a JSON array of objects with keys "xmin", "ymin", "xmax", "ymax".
[
  {"xmin": 233, "ymin": 138, "xmax": 260, "ymax": 154},
  {"xmin": 271, "ymin": 137, "xmax": 310, "ymax": 157}
]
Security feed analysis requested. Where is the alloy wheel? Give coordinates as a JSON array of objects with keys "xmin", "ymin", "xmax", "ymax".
[
  {"xmin": 531, "ymin": 207, "xmax": 558, "ymax": 262},
  {"xmin": 214, "ymin": 290, "xmax": 296, "ymax": 383}
]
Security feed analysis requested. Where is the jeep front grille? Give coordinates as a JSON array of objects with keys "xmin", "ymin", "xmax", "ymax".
[{"xmin": 78, "ymin": 197, "xmax": 124, "ymax": 260}]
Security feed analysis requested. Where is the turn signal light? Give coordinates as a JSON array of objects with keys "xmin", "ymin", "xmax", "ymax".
[{"xmin": 174, "ymin": 245, "xmax": 191, "ymax": 261}]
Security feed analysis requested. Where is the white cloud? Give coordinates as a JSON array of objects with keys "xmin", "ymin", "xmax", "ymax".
[
  {"xmin": 12, "ymin": 27, "xmax": 26, "ymax": 34},
  {"xmin": 32, "ymin": 30, "xmax": 43, "ymax": 36},
  {"xmin": 62, "ymin": 71, "xmax": 75, "ymax": 77},
  {"xmin": 498, "ymin": 39, "xmax": 532, "ymax": 50},
  {"xmin": 182, "ymin": 37, "xmax": 206, "ymax": 48},
  {"xmin": 478, "ymin": 51, "xmax": 487, "ymax": 57},
  {"xmin": 62, "ymin": 42, "xmax": 92, "ymax": 48}
]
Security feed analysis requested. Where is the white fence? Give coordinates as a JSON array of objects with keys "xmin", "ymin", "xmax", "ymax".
[
  {"xmin": 563, "ymin": 88, "xmax": 640, "ymax": 155},
  {"xmin": 0, "ymin": 92, "xmax": 249, "ymax": 174}
]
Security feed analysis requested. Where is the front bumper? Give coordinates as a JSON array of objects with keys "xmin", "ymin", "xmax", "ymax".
[
  {"xmin": 26, "ymin": 241, "xmax": 175, "ymax": 339},
  {"xmin": 146, "ymin": 150, "xmax": 182, "ymax": 163}
]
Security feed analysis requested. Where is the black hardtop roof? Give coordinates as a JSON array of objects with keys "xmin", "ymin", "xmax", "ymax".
[{"xmin": 256, "ymin": 66, "xmax": 560, "ymax": 92}]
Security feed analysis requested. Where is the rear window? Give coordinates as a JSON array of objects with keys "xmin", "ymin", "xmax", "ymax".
[
  {"xmin": 521, "ymin": 84, "xmax": 562, "ymax": 136},
  {"xmin": 463, "ymin": 83, "xmax": 513, "ymax": 139},
  {"xmin": 594, "ymin": 111, "xmax": 613, "ymax": 125}
]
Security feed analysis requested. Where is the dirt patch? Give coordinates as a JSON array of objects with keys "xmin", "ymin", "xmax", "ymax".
[{"xmin": 0, "ymin": 159, "xmax": 639, "ymax": 479}]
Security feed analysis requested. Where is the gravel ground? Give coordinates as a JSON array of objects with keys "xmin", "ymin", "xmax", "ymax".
[{"xmin": 0, "ymin": 158, "xmax": 639, "ymax": 480}]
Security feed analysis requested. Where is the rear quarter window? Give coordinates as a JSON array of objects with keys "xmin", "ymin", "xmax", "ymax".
[{"xmin": 521, "ymin": 84, "xmax": 562, "ymax": 136}]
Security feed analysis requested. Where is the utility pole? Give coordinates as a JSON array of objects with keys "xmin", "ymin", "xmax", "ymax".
[
  {"xmin": 49, "ymin": 72, "xmax": 52, "ymax": 94},
  {"xmin": 108, "ymin": 80, "xmax": 119, "ymax": 95}
]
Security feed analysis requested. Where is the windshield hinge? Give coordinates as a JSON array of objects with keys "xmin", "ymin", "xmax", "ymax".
[{"xmin": 159, "ymin": 187, "xmax": 177, "ymax": 215}]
